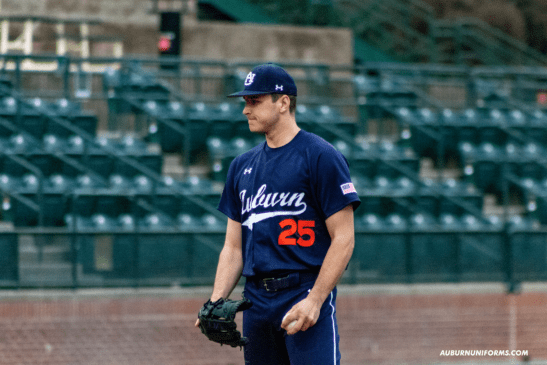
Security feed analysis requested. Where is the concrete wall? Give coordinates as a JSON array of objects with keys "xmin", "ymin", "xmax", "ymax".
[
  {"xmin": 0, "ymin": 0, "xmax": 354, "ymax": 65},
  {"xmin": 182, "ymin": 21, "xmax": 353, "ymax": 65}
]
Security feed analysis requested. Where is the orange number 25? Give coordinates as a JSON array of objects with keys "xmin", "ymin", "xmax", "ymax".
[{"xmin": 278, "ymin": 219, "xmax": 316, "ymax": 247}]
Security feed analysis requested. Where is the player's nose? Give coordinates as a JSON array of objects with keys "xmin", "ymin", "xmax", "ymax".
[{"xmin": 242, "ymin": 105, "xmax": 251, "ymax": 116}]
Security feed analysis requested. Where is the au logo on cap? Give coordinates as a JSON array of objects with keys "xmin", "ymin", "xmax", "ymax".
[{"xmin": 244, "ymin": 72, "xmax": 256, "ymax": 86}]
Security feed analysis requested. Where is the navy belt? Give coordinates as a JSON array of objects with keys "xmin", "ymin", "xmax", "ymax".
[{"xmin": 249, "ymin": 272, "xmax": 318, "ymax": 292}]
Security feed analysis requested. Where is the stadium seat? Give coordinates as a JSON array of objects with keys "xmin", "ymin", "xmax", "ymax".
[
  {"xmin": 44, "ymin": 174, "xmax": 73, "ymax": 193},
  {"xmin": 295, "ymin": 104, "xmax": 316, "ymax": 132},
  {"xmin": 230, "ymin": 137, "xmax": 253, "ymax": 156},
  {"xmin": 439, "ymin": 213, "xmax": 462, "ymax": 230},
  {"xmin": 118, "ymin": 214, "xmax": 136, "ymax": 231},
  {"xmin": 139, "ymin": 213, "xmax": 175, "ymax": 231},
  {"xmin": 439, "ymin": 178, "xmax": 483, "ymax": 216},
  {"xmin": 64, "ymin": 214, "xmax": 93, "ymax": 231},
  {"xmin": 469, "ymin": 143, "xmax": 502, "ymax": 193},
  {"xmin": 457, "ymin": 109, "xmax": 480, "ymax": 145},
  {"xmin": 151, "ymin": 192, "xmax": 182, "ymax": 219},
  {"xmin": 8, "ymin": 133, "xmax": 36, "ymax": 154},
  {"xmin": 177, "ymin": 213, "xmax": 200, "ymax": 231},
  {"xmin": 527, "ymin": 109, "xmax": 547, "ymax": 144},
  {"xmin": 64, "ymin": 135, "xmax": 86, "ymax": 155},
  {"xmin": 51, "ymin": 98, "xmax": 81, "ymax": 117},
  {"xmin": 84, "ymin": 151, "xmax": 115, "ymax": 179},
  {"xmin": 72, "ymin": 192, "xmax": 130, "ymax": 218},
  {"xmin": 133, "ymin": 175, "xmax": 153, "ymax": 194},
  {"xmin": 28, "ymin": 153, "xmax": 62, "ymax": 177},
  {"xmin": 438, "ymin": 108, "xmax": 464, "ymax": 155},
  {"xmin": 476, "ymin": 108, "xmax": 507, "ymax": 146},
  {"xmin": 460, "ymin": 214, "xmax": 484, "ymax": 231},
  {"xmin": 400, "ymin": 107, "xmax": 439, "ymax": 159},
  {"xmin": 19, "ymin": 174, "xmax": 40, "ymax": 194},
  {"xmin": 313, "ymin": 104, "xmax": 356, "ymax": 137},
  {"xmin": 0, "ymin": 96, "xmax": 17, "ymax": 117},
  {"xmin": 147, "ymin": 100, "xmax": 186, "ymax": 153},
  {"xmin": 384, "ymin": 213, "xmax": 408, "ymax": 231},
  {"xmin": 0, "ymin": 173, "xmax": 15, "ymax": 190},
  {"xmin": 357, "ymin": 213, "xmax": 384, "ymax": 230},
  {"xmin": 42, "ymin": 134, "xmax": 66, "ymax": 153},
  {"xmin": 91, "ymin": 213, "xmax": 117, "ymax": 231},
  {"xmin": 415, "ymin": 179, "xmax": 439, "ymax": 217},
  {"xmin": 207, "ymin": 137, "xmax": 229, "ymax": 181},
  {"xmin": 210, "ymin": 102, "xmax": 246, "ymax": 138},
  {"xmin": 108, "ymin": 174, "xmax": 131, "ymax": 192},
  {"xmin": 410, "ymin": 212, "xmax": 437, "ymax": 230},
  {"xmin": 201, "ymin": 214, "xmax": 226, "ymax": 231},
  {"xmin": 161, "ymin": 101, "xmax": 185, "ymax": 120},
  {"xmin": 119, "ymin": 135, "xmax": 148, "ymax": 154},
  {"xmin": 353, "ymin": 73, "xmax": 380, "ymax": 95}
]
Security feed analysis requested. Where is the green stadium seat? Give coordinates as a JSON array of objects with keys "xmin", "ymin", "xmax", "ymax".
[
  {"xmin": 139, "ymin": 213, "xmax": 175, "ymax": 231},
  {"xmin": 210, "ymin": 102, "xmax": 245, "ymax": 138},
  {"xmin": 91, "ymin": 213, "xmax": 118, "ymax": 231},
  {"xmin": 133, "ymin": 175, "xmax": 153, "ymax": 194},
  {"xmin": 458, "ymin": 109, "xmax": 480, "ymax": 145},
  {"xmin": 177, "ymin": 213, "xmax": 199, "ymax": 231},
  {"xmin": 118, "ymin": 214, "xmax": 136, "ymax": 231},
  {"xmin": 295, "ymin": 104, "xmax": 316, "ymax": 132},
  {"xmin": 8, "ymin": 133, "xmax": 36, "ymax": 154},
  {"xmin": 45, "ymin": 174, "xmax": 73, "ymax": 193},
  {"xmin": 476, "ymin": 108, "xmax": 507, "ymax": 146}
]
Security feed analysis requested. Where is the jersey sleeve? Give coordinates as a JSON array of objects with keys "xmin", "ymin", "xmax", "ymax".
[
  {"xmin": 312, "ymin": 146, "xmax": 361, "ymax": 219},
  {"xmin": 217, "ymin": 157, "xmax": 242, "ymax": 222}
]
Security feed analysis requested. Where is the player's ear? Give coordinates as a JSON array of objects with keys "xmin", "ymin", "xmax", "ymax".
[{"xmin": 279, "ymin": 95, "xmax": 290, "ymax": 113}]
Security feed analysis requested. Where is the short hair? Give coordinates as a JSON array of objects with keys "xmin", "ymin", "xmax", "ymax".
[{"xmin": 271, "ymin": 94, "xmax": 297, "ymax": 114}]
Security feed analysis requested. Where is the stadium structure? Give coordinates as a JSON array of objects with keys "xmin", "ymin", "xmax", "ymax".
[{"xmin": 0, "ymin": 0, "xmax": 546, "ymax": 364}]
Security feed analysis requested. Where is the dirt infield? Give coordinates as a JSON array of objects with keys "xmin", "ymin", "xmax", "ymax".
[{"xmin": 0, "ymin": 283, "xmax": 545, "ymax": 365}]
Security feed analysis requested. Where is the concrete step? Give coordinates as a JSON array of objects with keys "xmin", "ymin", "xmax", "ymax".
[
  {"xmin": 18, "ymin": 263, "xmax": 74, "ymax": 287},
  {"xmin": 19, "ymin": 244, "xmax": 71, "ymax": 264}
]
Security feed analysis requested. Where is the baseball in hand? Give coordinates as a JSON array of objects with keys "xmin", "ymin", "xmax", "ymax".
[
  {"xmin": 288, "ymin": 320, "xmax": 297, "ymax": 330},
  {"xmin": 283, "ymin": 313, "xmax": 297, "ymax": 331}
]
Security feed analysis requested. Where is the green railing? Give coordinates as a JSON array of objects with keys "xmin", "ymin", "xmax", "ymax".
[
  {"xmin": 0, "ymin": 227, "xmax": 544, "ymax": 291},
  {"xmin": 435, "ymin": 18, "xmax": 547, "ymax": 66}
]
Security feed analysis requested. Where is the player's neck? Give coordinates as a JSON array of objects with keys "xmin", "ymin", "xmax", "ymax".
[{"xmin": 265, "ymin": 117, "xmax": 300, "ymax": 149}]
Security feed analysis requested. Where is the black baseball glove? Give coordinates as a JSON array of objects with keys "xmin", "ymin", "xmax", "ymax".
[{"xmin": 198, "ymin": 297, "xmax": 252, "ymax": 348}]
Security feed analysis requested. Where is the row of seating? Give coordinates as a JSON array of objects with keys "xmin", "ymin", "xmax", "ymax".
[
  {"xmin": 206, "ymin": 135, "xmax": 421, "ymax": 182},
  {"xmin": 142, "ymin": 100, "xmax": 358, "ymax": 153},
  {"xmin": 1, "ymin": 173, "xmax": 223, "ymax": 226},
  {"xmin": 356, "ymin": 212, "xmax": 539, "ymax": 231},
  {"xmin": 0, "ymin": 134, "xmax": 162, "ymax": 179},
  {"xmin": 393, "ymin": 106, "xmax": 547, "ymax": 160},
  {"xmin": 0, "ymin": 97, "xmax": 98, "ymax": 139},
  {"xmin": 458, "ymin": 141, "xmax": 547, "ymax": 194},
  {"xmin": 65, "ymin": 212, "xmax": 226, "ymax": 232}
]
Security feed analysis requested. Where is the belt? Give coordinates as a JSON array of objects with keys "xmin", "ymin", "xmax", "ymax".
[{"xmin": 248, "ymin": 272, "xmax": 318, "ymax": 292}]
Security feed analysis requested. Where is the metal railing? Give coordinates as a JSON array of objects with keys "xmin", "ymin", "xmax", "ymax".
[{"xmin": 0, "ymin": 227, "xmax": 545, "ymax": 291}]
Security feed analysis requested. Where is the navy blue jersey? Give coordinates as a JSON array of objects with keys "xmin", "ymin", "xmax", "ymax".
[{"xmin": 218, "ymin": 130, "xmax": 361, "ymax": 277}]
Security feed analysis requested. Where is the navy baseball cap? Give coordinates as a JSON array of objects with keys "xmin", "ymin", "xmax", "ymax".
[{"xmin": 227, "ymin": 63, "xmax": 297, "ymax": 97}]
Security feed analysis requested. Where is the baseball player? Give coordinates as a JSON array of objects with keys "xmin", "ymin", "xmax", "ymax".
[{"xmin": 196, "ymin": 63, "xmax": 360, "ymax": 364}]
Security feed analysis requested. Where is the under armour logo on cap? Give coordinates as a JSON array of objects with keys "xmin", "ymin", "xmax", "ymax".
[{"xmin": 228, "ymin": 63, "xmax": 297, "ymax": 97}]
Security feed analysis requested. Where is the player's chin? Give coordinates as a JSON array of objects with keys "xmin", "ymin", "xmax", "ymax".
[{"xmin": 248, "ymin": 121, "xmax": 264, "ymax": 134}]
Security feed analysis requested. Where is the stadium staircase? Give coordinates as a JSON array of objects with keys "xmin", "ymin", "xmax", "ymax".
[{"xmin": 199, "ymin": 0, "xmax": 547, "ymax": 66}]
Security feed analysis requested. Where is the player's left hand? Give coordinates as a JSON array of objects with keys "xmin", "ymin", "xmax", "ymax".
[{"xmin": 281, "ymin": 296, "xmax": 322, "ymax": 335}]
